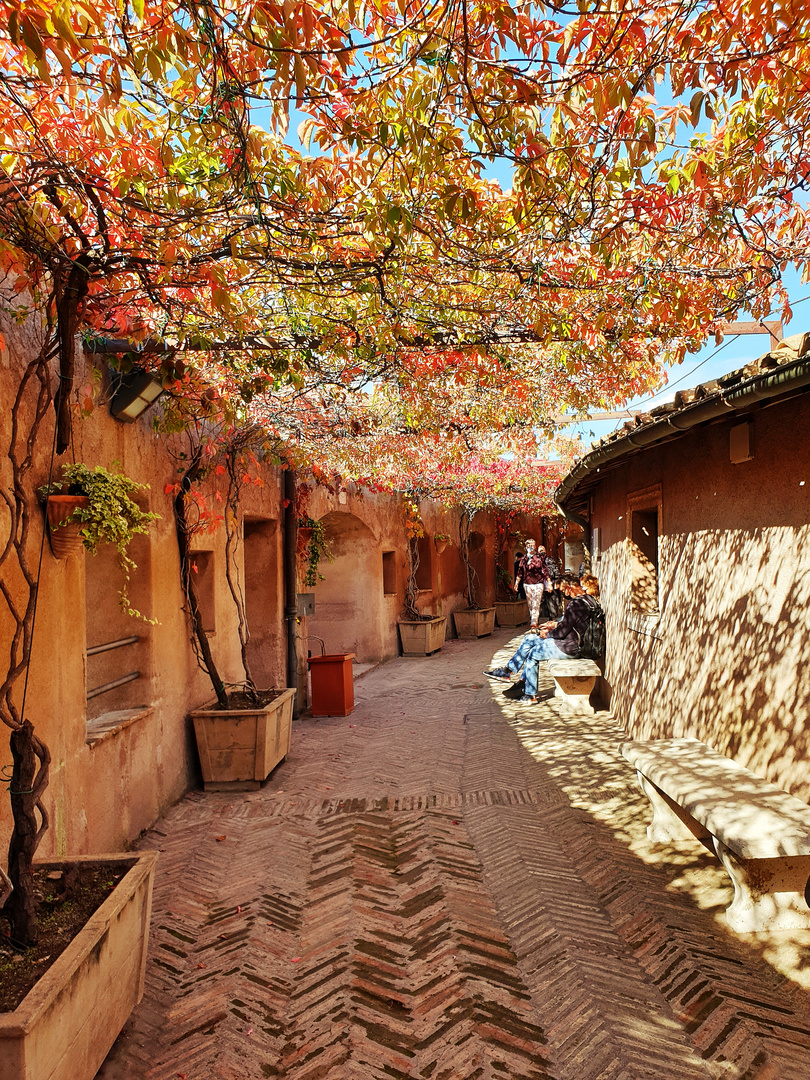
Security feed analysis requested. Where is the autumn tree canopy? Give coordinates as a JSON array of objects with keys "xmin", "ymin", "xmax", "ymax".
[{"xmin": 1, "ymin": 0, "xmax": 809, "ymax": 476}]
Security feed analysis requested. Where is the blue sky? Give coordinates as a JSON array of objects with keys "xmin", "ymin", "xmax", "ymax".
[
  {"xmin": 558, "ymin": 260, "xmax": 810, "ymax": 449},
  {"xmin": 264, "ymin": 89, "xmax": 809, "ymax": 455}
]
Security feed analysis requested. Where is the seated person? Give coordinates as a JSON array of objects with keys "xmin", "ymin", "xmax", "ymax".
[{"xmin": 485, "ymin": 575, "xmax": 602, "ymax": 702}]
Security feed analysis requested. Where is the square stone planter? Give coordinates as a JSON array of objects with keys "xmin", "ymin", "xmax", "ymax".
[
  {"xmin": 0, "ymin": 851, "xmax": 157, "ymax": 1080},
  {"xmin": 453, "ymin": 607, "xmax": 496, "ymax": 638},
  {"xmin": 495, "ymin": 600, "xmax": 529, "ymax": 627},
  {"xmin": 398, "ymin": 616, "xmax": 446, "ymax": 656},
  {"xmin": 191, "ymin": 687, "xmax": 296, "ymax": 791}
]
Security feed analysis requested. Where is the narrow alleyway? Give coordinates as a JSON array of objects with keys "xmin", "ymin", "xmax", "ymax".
[{"xmin": 99, "ymin": 631, "xmax": 810, "ymax": 1080}]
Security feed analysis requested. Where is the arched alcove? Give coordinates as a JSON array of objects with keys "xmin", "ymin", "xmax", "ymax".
[{"xmin": 306, "ymin": 511, "xmax": 384, "ymax": 663}]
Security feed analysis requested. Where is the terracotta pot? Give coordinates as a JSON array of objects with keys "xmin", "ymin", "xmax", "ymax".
[
  {"xmin": 434, "ymin": 538, "xmax": 449, "ymax": 554},
  {"xmin": 45, "ymin": 495, "xmax": 89, "ymax": 559},
  {"xmin": 191, "ymin": 688, "xmax": 296, "ymax": 791},
  {"xmin": 0, "ymin": 851, "xmax": 157, "ymax": 1080},
  {"xmin": 296, "ymin": 525, "xmax": 313, "ymax": 558}
]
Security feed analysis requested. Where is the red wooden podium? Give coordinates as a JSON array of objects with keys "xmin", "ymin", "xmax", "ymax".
[{"xmin": 307, "ymin": 652, "xmax": 355, "ymax": 716}]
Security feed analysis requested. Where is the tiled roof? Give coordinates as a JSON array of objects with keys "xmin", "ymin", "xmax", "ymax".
[{"xmin": 555, "ymin": 331, "xmax": 810, "ymax": 520}]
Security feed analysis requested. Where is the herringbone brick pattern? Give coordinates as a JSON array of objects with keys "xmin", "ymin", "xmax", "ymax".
[{"xmin": 98, "ymin": 633, "xmax": 810, "ymax": 1079}]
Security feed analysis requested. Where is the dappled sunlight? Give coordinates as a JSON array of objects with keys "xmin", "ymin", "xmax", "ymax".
[
  {"xmin": 484, "ymin": 660, "xmax": 810, "ymax": 991},
  {"xmin": 601, "ymin": 524, "xmax": 810, "ymax": 803}
]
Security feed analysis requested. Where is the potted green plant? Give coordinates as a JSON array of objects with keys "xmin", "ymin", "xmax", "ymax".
[
  {"xmin": 433, "ymin": 532, "xmax": 451, "ymax": 555},
  {"xmin": 298, "ymin": 515, "xmax": 332, "ymax": 587},
  {"xmin": 39, "ymin": 462, "xmax": 159, "ymax": 620}
]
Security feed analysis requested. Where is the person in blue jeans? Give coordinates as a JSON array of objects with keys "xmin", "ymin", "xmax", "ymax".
[
  {"xmin": 484, "ymin": 575, "xmax": 601, "ymax": 702},
  {"xmin": 488, "ymin": 634, "xmax": 567, "ymax": 700}
]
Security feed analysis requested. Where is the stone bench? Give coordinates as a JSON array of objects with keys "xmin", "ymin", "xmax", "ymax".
[
  {"xmin": 620, "ymin": 737, "xmax": 810, "ymax": 933},
  {"xmin": 546, "ymin": 658, "xmax": 600, "ymax": 714}
]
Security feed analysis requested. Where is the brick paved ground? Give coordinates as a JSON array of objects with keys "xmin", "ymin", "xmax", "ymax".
[{"xmin": 98, "ymin": 630, "xmax": 810, "ymax": 1080}]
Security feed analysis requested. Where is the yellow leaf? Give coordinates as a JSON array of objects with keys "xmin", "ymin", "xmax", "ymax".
[{"xmin": 21, "ymin": 17, "xmax": 45, "ymax": 60}]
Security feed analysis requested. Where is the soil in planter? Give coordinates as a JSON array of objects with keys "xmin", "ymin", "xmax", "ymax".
[
  {"xmin": 0, "ymin": 862, "xmax": 131, "ymax": 1013},
  {"xmin": 215, "ymin": 688, "xmax": 285, "ymax": 710}
]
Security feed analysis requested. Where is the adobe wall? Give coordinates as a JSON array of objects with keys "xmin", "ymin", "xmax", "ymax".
[
  {"xmin": 0, "ymin": 314, "xmax": 288, "ymax": 860},
  {"xmin": 2, "ymin": 312, "xmax": 537, "ymax": 862},
  {"xmin": 304, "ymin": 487, "xmax": 502, "ymax": 660},
  {"xmin": 591, "ymin": 390, "xmax": 810, "ymax": 800}
]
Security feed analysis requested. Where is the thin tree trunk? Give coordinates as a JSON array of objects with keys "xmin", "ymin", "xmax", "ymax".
[
  {"xmin": 53, "ymin": 262, "xmax": 89, "ymax": 456},
  {"xmin": 223, "ymin": 451, "xmax": 256, "ymax": 694},
  {"xmin": 459, "ymin": 509, "xmax": 478, "ymax": 609},
  {"xmin": 4, "ymin": 720, "xmax": 51, "ymax": 946},
  {"xmin": 174, "ymin": 454, "xmax": 228, "ymax": 708}
]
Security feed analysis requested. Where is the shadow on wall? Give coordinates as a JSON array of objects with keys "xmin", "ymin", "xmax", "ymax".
[
  {"xmin": 604, "ymin": 524, "xmax": 810, "ymax": 801},
  {"xmin": 306, "ymin": 511, "xmax": 385, "ymax": 664}
]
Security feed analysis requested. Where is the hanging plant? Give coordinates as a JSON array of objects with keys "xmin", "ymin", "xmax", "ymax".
[
  {"xmin": 39, "ymin": 462, "xmax": 159, "ymax": 621},
  {"xmin": 298, "ymin": 516, "xmax": 331, "ymax": 587}
]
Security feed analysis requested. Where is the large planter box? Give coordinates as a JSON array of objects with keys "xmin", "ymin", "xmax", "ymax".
[
  {"xmin": 0, "ymin": 851, "xmax": 157, "ymax": 1080},
  {"xmin": 398, "ymin": 616, "xmax": 446, "ymax": 656},
  {"xmin": 191, "ymin": 687, "xmax": 296, "ymax": 791},
  {"xmin": 495, "ymin": 600, "xmax": 529, "ymax": 628},
  {"xmin": 453, "ymin": 607, "xmax": 496, "ymax": 638}
]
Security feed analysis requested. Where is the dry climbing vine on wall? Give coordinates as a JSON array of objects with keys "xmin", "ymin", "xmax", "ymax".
[
  {"xmin": 402, "ymin": 494, "xmax": 426, "ymax": 620},
  {"xmin": 0, "ymin": 325, "xmax": 57, "ymax": 948}
]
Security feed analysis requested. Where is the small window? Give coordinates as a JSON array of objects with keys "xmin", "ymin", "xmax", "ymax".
[
  {"xmin": 382, "ymin": 550, "xmax": 396, "ymax": 595},
  {"xmin": 627, "ymin": 487, "xmax": 661, "ymax": 614},
  {"xmin": 190, "ymin": 551, "xmax": 216, "ymax": 632},
  {"xmin": 409, "ymin": 535, "xmax": 432, "ymax": 591}
]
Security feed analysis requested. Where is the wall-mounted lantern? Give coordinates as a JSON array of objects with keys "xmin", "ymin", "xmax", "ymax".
[{"xmin": 109, "ymin": 369, "xmax": 165, "ymax": 423}]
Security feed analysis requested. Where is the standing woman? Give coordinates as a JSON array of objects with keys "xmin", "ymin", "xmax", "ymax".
[{"xmin": 514, "ymin": 539, "xmax": 548, "ymax": 632}]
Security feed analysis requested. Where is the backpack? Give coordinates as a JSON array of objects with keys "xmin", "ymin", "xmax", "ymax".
[{"xmin": 576, "ymin": 595, "xmax": 605, "ymax": 660}]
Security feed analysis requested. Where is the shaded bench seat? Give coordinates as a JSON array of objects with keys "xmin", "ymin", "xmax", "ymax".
[
  {"xmin": 547, "ymin": 658, "xmax": 600, "ymax": 714},
  {"xmin": 620, "ymin": 737, "xmax": 810, "ymax": 933}
]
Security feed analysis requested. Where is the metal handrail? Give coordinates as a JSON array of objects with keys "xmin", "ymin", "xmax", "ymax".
[
  {"xmin": 87, "ymin": 671, "xmax": 141, "ymax": 700},
  {"xmin": 86, "ymin": 635, "xmax": 139, "ymax": 657}
]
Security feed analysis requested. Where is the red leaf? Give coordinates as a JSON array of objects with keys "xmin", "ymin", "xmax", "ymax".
[
  {"xmin": 215, "ymin": 835, "xmax": 226, "ymax": 841},
  {"xmin": 291, "ymin": 956, "xmax": 301, "ymax": 963}
]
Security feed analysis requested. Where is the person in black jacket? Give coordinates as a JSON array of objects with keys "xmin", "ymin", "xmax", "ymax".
[{"xmin": 485, "ymin": 576, "xmax": 602, "ymax": 702}]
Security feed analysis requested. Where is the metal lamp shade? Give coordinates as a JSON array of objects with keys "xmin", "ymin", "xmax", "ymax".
[{"xmin": 109, "ymin": 370, "xmax": 164, "ymax": 423}]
